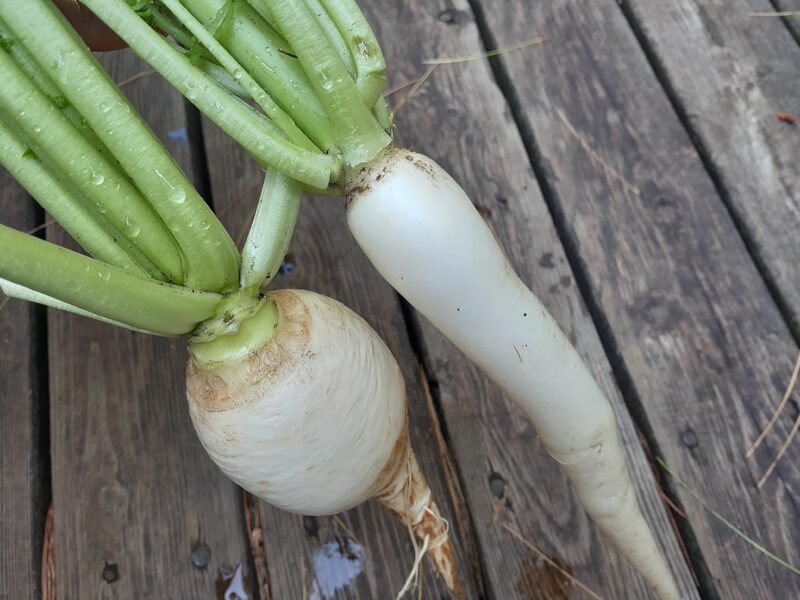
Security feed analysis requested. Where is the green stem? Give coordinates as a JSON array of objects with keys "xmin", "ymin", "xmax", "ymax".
[
  {"xmin": 373, "ymin": 95, "xmax": 393, "ymax": 133},
  {"xmin": 303, "ymin": 0, "xmax": 356, "ymax": 77},
  {"xmin": 257, "ymin": 0, "xmax": 390, "ymax": 168},
  {"xmin": 159, "ymin": 0, "xmax": 317, "ymax": 152},
  {"xmin": 316, "ymin": 0, "xmax": 387, "ymax": 107},
  {"xmin": 0, "ymin": 16, "xmax": 126, "ymax": 175},
  {"xmin": 243, "ymin": 0, "xmax": 274, "ymax": 26},
  {"xmin": 0, "ymin": 43, "xmax": 181, "ymax": 282},
  {"xmin": 80, "ymin": 0, "xmax": 338, "ymax": 189},
  {"xmin": 0, "ymin": 224, "xmax": 222, "ymax": 336},
  {"xmin": 195, "ymin": 55, "xmax": 249, "ymax": 97},
  {"xmin": 240, "ymin": 170, "xmax": 302, "ymax": 290},
  {"xmin": 2, "ymin": 0, "xmax": 242, "ymax": 292},
  {"xmin": 0, "ymin": 277, "xmax": 163, "ymax": 335},
  {"xmin": 181, "ymin": 0, "xmax": 334, "ymax": 151},
  {"xmin": 0, "ymin": 119, "xmax": 148, "ymax": 275},
  {"xmin": 148, "ymin": 5, "xmax": 200, "ymax": 50}
]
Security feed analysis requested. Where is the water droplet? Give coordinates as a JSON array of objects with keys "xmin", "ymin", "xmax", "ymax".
[
  {"xmin": 169, "ymin": 188, "xmax": 187, "ymax": 204},
  {"xmin": 99, "ymin": 102, "xmax": 110, "ymax": 113},
  {"xmin": 232, "ymin": 68, "xmax": 244, "ymax": 80},
  {"xmin": 32, "ymin": 125, "xmax": 41, "ymax": 133},
  {"xmin": 200, "ymin": 220, "xmax": 211, "ymax": 231},
  {"xmin": 125, "ymin": 216, "xmax": 141, "ymax": 237},
  {"xmin": 185, "ymin": 82, "xmax": 198, "ymax": 101},
  {"xmin": 91, "ymin": 169, "xmax": 105, "ymax": 186},
  {"xmin": 320, "ymin": 76, "xmax": 334, "ymax": 91}
]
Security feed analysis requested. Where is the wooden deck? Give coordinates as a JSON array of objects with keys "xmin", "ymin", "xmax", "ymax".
[{"xmin": 2, "ymin": 1, "xmax": 799, "ymax": 598}]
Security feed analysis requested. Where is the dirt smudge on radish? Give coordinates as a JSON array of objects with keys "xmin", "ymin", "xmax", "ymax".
[{"xmin": 539, "ymin": 253, "xmax": 555, "ymax": 269}]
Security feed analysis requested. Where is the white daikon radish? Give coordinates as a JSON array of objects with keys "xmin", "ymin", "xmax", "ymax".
[{"xmin": 346, "ymin": 148, "xmax": 680, "ymax": 600}]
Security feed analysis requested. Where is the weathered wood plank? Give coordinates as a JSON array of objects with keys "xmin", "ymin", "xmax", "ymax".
[
  {"xmin": 48, "ymin": 51, "xmax": 249, "ymax": 598},
  {"xmin": 364, "ymin": 0, "xmax": 698, "ymax": 598},
  {"xmin": 0, "ymin": 166, "xmax": 46, "ymax": 599},
  {"xmin": 472, "ymin": 0, "xmax": 800, "ymax": 597},
  {"xmin": 203, "ymin": 129, "xmax": 482, "ymax": 599},
  {"xmin": 620, "ymin": 0, "xmax": 800, "ymax": 337}
]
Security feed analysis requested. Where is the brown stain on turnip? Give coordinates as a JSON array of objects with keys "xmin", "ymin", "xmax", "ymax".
[{"xmin": 187, "ymin": 290, "xmax": 312, "ymax": 413}]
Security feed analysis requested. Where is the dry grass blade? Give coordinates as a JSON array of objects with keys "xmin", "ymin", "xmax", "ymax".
[
  {"xmin": 26, "ymin": 219, "xmax": 56, "ymax": 235},
  {"xmin": 657, "ymin": 457, "xmax": 800, "ymax": 576},
  {"xmin": 331, "ymin": 514, "xmax": 364, "ymax": 547},
  {"xmin": 0, "ymin": 295, "xmax": 9, "ymax": 317},
  {"xmin": 758, "ymin": 413, "xmax": 800, "ymax": 488},
  {"xmin": 393, "ymin": 64, "xmax": 438, "ymax": 114},
  {"xmin": 502, "ymin": 524, "xmax": 605, "ymax": 600},
  {"xmin": 555, "ymin": 107, "xmax": 640, "ymax": 196},
  {"xmin": 117, "ymin": 69, "xmax": 156, "ymax": 88},
  {"xmin": 748, "ymin": 11, "xmax": 800, "ymax": 17},
  {"xmin": 393, "ymin": 36, "xmax": 546, "ymax": 113},
  {"xmin": 658, "ymin": 486, "xmax": 687, "ymax": 519},
  {"xmin": 385, "ymin": 77, "xmax": 424, "ymax": 98},
  {"xmin": 747, "ymin": 351, "xmax": 800, "ymax": 457},
  {"xmin": 422, "ymin": 37, "xmax": 546, "ymax": 65}
]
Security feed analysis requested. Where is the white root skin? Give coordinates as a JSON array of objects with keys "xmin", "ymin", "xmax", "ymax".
[
  {"xmin": 346, "ymin": 148, "xmax": 681, "ymax": 600},
  {"xmin": 186, "ymin": 290, "xmax": 460, "ymax": 591}
]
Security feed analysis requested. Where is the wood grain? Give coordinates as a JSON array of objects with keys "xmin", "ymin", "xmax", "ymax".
[
  {"xmin": 0, "ymin": 158, "xmax": 46, "ymax": 600},
  {"xmin": 620, "ymin": 0, "xmax": 800, "ymax": 335},
  {"xmin": 47, "ymin": 51, "xmax": 249, "ymax": 599},
  {"xmin": 364, "ymin": 0, "xmax": 698, "ymax": 598},
  {"xmin": 202, "ymin": 124, "xmax": 482, "ymax": 598},
  {"xmin": 471, "ymin": 0, "xmax": 800, "ymax": 597}
]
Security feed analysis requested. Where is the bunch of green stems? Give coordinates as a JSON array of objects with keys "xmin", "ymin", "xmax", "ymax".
[{"xmin": 0, "ymin": 0, "xmax": 392, "ymax": 337}]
